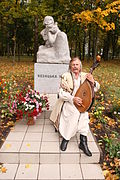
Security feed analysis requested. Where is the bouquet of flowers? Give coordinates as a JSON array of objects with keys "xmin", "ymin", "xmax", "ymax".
[{"xmin": 8, "ymin": 86, "xmax": 49, "ymax": 123}]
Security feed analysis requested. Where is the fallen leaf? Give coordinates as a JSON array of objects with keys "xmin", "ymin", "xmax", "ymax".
[
  {"xmin": 110, "ymin": 162, "xmax": 114, "ymax": 167},
  {"xmin": 27, "ymin": 143, "xmax": 30, "ymax": 147},
  {"xmin": 103, "ymin": 170, "xmax": 109, "ymax": 176},
  {"xmin": 5, "ymin": 144, "xmax": 11, "ymax": 149},
  {"xmin": 25, "ymin": 164, "xmax": 31, "ymax": 168},
  {"xmin": 1, "ymin": 167, "xmax": 7, "ymax": 173}
]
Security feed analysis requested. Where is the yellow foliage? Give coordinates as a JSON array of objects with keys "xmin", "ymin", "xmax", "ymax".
[
  {"xmin": 106, "ymin": 117, "xmax": 116, "ymax": 126},
  {"xmin": 95, "ymin": 123, "xmax": 102, "ymax": 130},
  {"xmin": 81, "ymin": 11, "xmax": 93, "ymax": 21},
  {"xmin": 101, "ymin": 10, "xmax": 109, "ymax": 17},
  {"xmin": 72, "ymin": 13, "xmax": 80, "ymax": 21},
  {"xmin": 105, "ymin": 26, "xmax": 111, "ymax": 31},
  {"xmin": 116, "ymin": 5, "xmax": 120, "ymax": 10},
  {"xmin": 73, "ymin": 11, "xmax": 93, "ymax": 24},
  {"xmin": 111, "ymin": 23, "xmax": 115, "ymax": 30},
  {"xmin": 101, "ymin": 20, "xmax": 108, "ymax": 27},
  {"xmin": 110, "ymin": 9, "xmax": 118, "ymax": 13},
  {"xmin": 103, "ymin": 170, "xmax": 109, "ymax": 176},
  {"xmin": 72, "ymin": 0, "xmax": 119, "ymax": 31},
  {"xmin": 106, "ymin": 0, "xmax": 120, "ymax": 8},
  {"xmin": 94, "ymin": 7, "xmax": 102, "ymax": 13}
]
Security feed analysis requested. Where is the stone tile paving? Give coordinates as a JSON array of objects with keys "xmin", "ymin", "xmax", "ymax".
[{"xmin": 0, "ymin": 111, "xmax": 105, "ymax": 179}]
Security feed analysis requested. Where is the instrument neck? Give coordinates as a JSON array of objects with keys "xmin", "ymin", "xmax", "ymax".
[
  {"xmin": 89, "ymin": 61, "xmax": 100, "ymax": 74},
  {"xmin": 89, "ymin": 68, "xmax": 93, "ymax": 74}
]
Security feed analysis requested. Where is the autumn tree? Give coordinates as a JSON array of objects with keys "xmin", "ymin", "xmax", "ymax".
[
  {"xmin": 0, "ymin": 0, "xmax": 31, "ymax": 60},
  {"xmin": 73, "ymin": 0, "xmax": 120, "ymax": 61}
]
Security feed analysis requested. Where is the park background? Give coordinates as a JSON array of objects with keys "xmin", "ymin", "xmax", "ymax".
[{"xmin": 0, "ymin": 0, "xmax": 120, "ymax": 179}]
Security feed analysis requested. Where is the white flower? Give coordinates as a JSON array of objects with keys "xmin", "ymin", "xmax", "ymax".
[
  {"xmin": 25, "ymin": 107, "xmax": 28, "ymax": 111},
  {"xmin": 35, "ymin": 94, "xmax": 40, "ymax": 99},
  {"xmin": 25, "ymin": 104, "xmax": 29, "ymax": 108},
  {"xmin": 39, "ymin": 102, "xmax": 42, "ymax": 106},
  {"xmin": 34, "ymin": 116, "xmax": 37, "ymax": 120},
  {"xmin": 114, "ymin": 111, "xmax": 117, "ymax": 115},
  {"xmin": 24, "ymin": 102, "xmax": 27, "ymax": 105},
  {"xmin": 29, "ymin": 105, "xmax": 35, "ymax": 110}
]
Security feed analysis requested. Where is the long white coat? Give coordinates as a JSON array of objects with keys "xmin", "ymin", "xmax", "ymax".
[{"xmin": 50, "ymin": 71, "xmax": 100, "ymax": 140}]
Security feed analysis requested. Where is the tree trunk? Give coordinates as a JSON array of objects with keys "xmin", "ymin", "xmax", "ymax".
[
  {"xmin": 102, "ymin": 32, "xmax": 110, "ymax": 60},
  {"xmin": 70, "ymin": 41, "xmax": 73, "ymax": 57},
  {"xmin": 78, "ymin": 42, "xmax": 81, "ymax": 60},
  {"xmin": 13, "ymin": 28, "xmax": 17, "ymax": 62},
  {"xmin": 88, "ymin": 24, "xmax": 91, "ymax": 61},
  {"xmin": 93, "ymin": 26, "xmax": 98, "ymax": 62},
  {"xmin": 7, "ymin": 31, "xmax": 10, "ymax": 57},
  {"xmin": 0, "ymin": 17, "xmax": 4, "ymax": 56},
  {"xmin": 92, "ymin": 32, "xmax": 95, "ymax": 59},
  {"xmin": 112, "ymin": 32, "xmax": 118, "ymax": 59},
  {"xmin": 74, "ymin": 41, "xmax": 77, "ymax": 57},
  {"xmin": 82, "ymin": 30, "xmax": 86, "ymax": 60},
  {"xmin": 33, "ymin": 15, "xmax": 38, "ymax": 62},
  {"xmin": 18, "ymin": 43, "xmax": 20, "ymax": 61}
]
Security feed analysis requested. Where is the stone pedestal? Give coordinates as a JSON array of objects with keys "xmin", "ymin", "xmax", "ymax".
[
  {"xmin": 34, "ymin": 63, "xmax": 69, "ymax": 109},
  {"xmin": 34, "ymin": 63, "xmax": 69, "ymax": 94}
]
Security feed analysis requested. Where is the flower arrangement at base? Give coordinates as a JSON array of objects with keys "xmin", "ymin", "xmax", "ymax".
[{"xmin": 8, "ymin": 86, "xmax": 49, "ymax": 124}]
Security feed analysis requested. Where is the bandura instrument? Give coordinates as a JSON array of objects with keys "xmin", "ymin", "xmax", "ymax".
[{"xmin": 74, "ymin": 55, "xmax": 101, "ymax": 113}]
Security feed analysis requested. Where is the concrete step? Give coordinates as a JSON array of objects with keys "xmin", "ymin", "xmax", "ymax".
[
  {"xmin": 0, "ymin": 163, "xmax": 105, "ymax": 180},
  {"xmin": 0, "ymin": 111, "xmax": 105, "ymax": 180},
  {"xmin": 0, "ymin": 111, "xmax": 100, "ymax": 164}
]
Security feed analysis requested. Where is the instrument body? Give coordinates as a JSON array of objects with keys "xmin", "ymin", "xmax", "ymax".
[
  {"xmin": 74, "ymin": 80, "xmax": 93, "ymax": 112},
  {"xmin": 74, "ymin": 57, "xmax": 100, "ymax": 112}
]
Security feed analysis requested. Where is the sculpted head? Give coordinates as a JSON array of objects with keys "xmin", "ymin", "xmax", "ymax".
[
  {"xmin": 43, "ymin": 16, "xmax": 54, "ymax": 28},
  {"xmin": 69, "ymin": 57, "xmax": 82, "ymax": 74}
]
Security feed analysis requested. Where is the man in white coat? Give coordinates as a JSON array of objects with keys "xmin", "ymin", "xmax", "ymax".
[{"xmin": 50, "ymin": 57, "xmax": 100, "ymax": 156}]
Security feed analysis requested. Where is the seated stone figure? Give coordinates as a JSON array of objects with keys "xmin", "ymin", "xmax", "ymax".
[{"xmin": 37, "ymin": 16, "xmax": 71, "ymax": 64}]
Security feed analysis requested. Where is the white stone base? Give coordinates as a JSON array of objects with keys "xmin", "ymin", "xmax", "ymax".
[{"xmin": 34, "ymin": 63, "xmax": 69, "ymax": 94}]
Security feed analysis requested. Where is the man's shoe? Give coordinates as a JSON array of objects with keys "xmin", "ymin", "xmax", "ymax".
[
  {"xmin": 79, "ymin": 134, "xmax": 92, "ymax": 157},
  {"xmin": 60, "ymin": 138, "xmax": 69, "ymax": 151}
]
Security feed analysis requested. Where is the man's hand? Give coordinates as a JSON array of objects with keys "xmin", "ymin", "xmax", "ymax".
[
  {"xmin": 86, "ymin": 73, "xmax": 95, "ymax": 84},
  {"xmin": 73, "ymin": 97, "xmax": 82, "ymax": 106}
]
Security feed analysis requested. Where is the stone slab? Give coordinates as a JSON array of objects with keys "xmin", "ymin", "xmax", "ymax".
[
  {"xmin": 34, "ymin": 63, "xmax": 69, "ymax": 93},
  {"xmin": 0, "ymin": 164, "xmax": 18, "ymax": 179},
  {"xmin": 38, "ymin": 164, "xmax": 60, "ymax": 179},
  {"xmin": 15, "ymin": 164, "xmax": 39, "ymax": 179},
  {"xmin": 81, "ymin": 164, "xmax": 105, "ymax": 179},
  {"xmin": 61, "ymin": 164, "xmax": 83, "ymax": 179}
]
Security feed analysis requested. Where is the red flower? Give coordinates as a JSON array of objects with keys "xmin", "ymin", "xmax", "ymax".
[
  {"xmin": 39, "ymin": 107, "xmax": 42, "ymax": 113},
  {"xmin": 33, "ymin": 108, "xmax": 38, "ymax": 116}
]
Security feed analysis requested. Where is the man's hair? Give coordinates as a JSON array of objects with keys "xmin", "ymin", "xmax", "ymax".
[{"xmin": 69, "ymin": 57, "xmax": 82, "ymax": 71}]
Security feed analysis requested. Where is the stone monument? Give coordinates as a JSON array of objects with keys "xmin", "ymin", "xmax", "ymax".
[
  {"xmin": 34, "ymin": 16, "xmax": 70, "ymax": 108},
  {"xmin": 37, "ymin": 16, "xmax": 71, "ymax": 64}
]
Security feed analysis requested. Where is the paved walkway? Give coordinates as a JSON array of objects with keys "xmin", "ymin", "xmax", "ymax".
[{"xmin": 0, "ymin": 111, "xmax": 105, "ymax": 180}]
